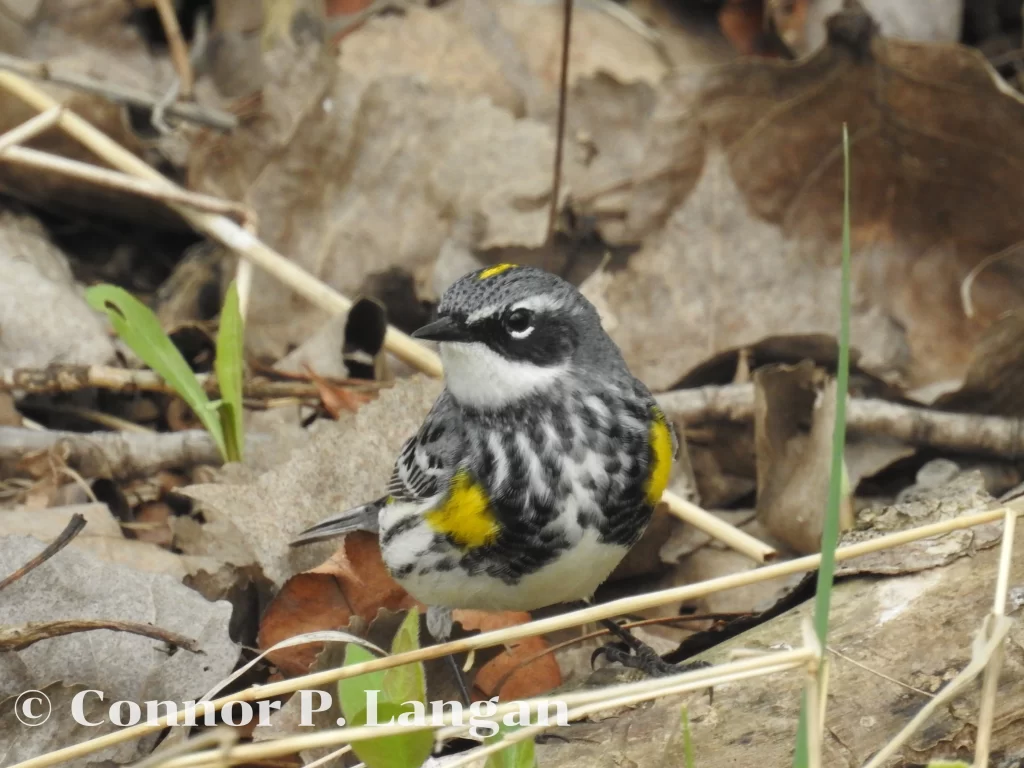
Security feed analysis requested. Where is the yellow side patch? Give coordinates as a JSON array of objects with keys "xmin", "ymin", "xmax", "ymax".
[
  {"xmin": 645, "ymin": 407, "xmax": 673, "ymax": 506},
  {"xmin": 425, "ymin": 470, "xmax": 500, "ymax": 549},
  {"xmin": 478, "ymin": 263, "xmax": 518, "ymax": 280}
]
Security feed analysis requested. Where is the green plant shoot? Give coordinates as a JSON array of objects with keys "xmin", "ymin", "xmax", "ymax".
[
  {"xmin": 792, "ymin": 123, "xmax": 852, "ymax": 768},
  {"xmin": 485, "ymin": 724, "xmax": 537, "ymax": 768},
  {"xmin": 215, "ymin": 281, "xmax": 245, "ymax": 462},
  {"xmin": 86, "ymin": 284, "xmax": 227, "ymax": 460}
]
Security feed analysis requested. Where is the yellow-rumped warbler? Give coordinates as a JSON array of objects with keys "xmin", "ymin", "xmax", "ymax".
[{"xmin": 292, "ymin": 264, "xmax": 677, "ymax": 672}]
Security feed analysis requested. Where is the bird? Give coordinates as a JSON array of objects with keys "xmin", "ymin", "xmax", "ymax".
[{"xmin": 291, "ymin": 263, "xmax": 678, "ymax": 677}]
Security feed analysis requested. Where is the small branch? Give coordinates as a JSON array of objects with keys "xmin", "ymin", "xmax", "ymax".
[
  {"xmin": 663, "ymin": 491, "xmax": 776, "ymax": 563},
  {"xmin": 0, "ymin": 53, "xmax": 235, "ymax": 131},
  {"xmin": 657, "ymin": 383, "xmax": 1024, "ymax": 458},
  {"xmin": 0, "ymin": 427, "xmax": 242, "ymax": 479},
  {"xmin": 0, "ymin": 145, "xmax": 254, "ymax": 227},
  {"xmin": 0, "ymin": 513, "xmax": 86, "ymax": 592},
  {"xmin": 153, "ymin": 0, "xmax": 194, "ymax": 99},
  {"xmin": 546, "ymin": 0, "xmax": 573, "ymax": 245},
  {"xmin": 0, "ymin": 619, "xmax": 200, "ymax": 652},
  {"xmin": 1, "ymin": 363, "xmax": 385, "ymax": 399}
]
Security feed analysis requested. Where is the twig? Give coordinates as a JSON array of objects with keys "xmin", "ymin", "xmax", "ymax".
[
  {"xmin": 0, "ymin": 145, "xmax": 254, "ymax": 226},
  {"xmin": 0, "ymin": 427, "xmax": 255, "ymax": 479},
  {"xmin": 1, "ymin": 363, "xmax": 385, "ymax": 399},
  {"xmin": 0, "ymin": 53, "xmax": 235, "ymax": 131},
  {"xmin": 663, "ymin": 492, "xmax": 776, "ymax": 562},
  {"xmin": 656, "ymin": 383, "xmax": 1024, "ymax": 458},
  {"xmin": 0, "ymin": 513, "xmax": 86, "ymax": 592},
  {"xmin": 9, "ymin": 506, "xmax": 1010, "ymax": 768},
  {"xmin": 0, "ymin": 71, "xmax": 439, "ymax": 377},
  {"xmin": 152, "ymin": 0, "xmax": 194, "ymax": 98},
  {"xmin": 826, "ymin": 646, "xmax": 933, "ymax": 698},
  {"xmin": 0, "ymin": 619, "xmax": 200, "ymax": 652},
  {"xmin": 973, "ymin": 508, "xmax": 1017, "ymax": 768},
  {"xmin": 546, "ymin": 0, "xmax": 573, "ymax": 245},
  {"xmin": 0, "ymin": 105, "xmax": 62, "ymax": 152}
]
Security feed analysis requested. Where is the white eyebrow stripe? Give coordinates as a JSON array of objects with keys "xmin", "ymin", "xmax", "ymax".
[
  {"xmin": 511, "ymin": 294, "xmax": 563, "ymax": 313},
  {"xmin": 466, "ymin": 303, "xmax": 502, "ymax": 324}
]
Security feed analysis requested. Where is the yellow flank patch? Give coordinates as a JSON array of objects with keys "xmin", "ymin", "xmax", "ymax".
[
  {"xmin": 478, "ymin": 263, "xmax": 518, "ymax": 280},
  {"xmin": 425, "ymin": 470, "xmax": 500, "ymax": 549},
  {"xmin": 645, "ymin": 407, "xmax": 673, "ymax": 506}
]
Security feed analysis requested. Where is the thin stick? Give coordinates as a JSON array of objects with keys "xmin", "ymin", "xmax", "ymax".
[
  {"xmin": 2, "ymin": 71, "xmax": 441, "ymax": 376},
  {"xmin": 1, "ymin": 364, "xmax": 385, "ymax": 399},
  {"xmin": 546, "ymin": 0, "xmax": 573, "ymax": 244},
  {"xmin": 0, "ymin": 145, "xmax": 253, "ymax": 225},
  {"xmin": 0, "ymin": 53, "xmax": 235, "ymax": 131},
  {"xmin": 10, "ymin": 507, "xmax": 1010, "ymax": 768},
  {"xmin": 152, "ymin": 0, "xmax": 194, "ymax": 99},
  {"xmin": 663, "ymin": 491, "xmax": 776, "ymax": 562},
  {"xmin": 973, "ymin": 508, "xmax": 1017, "ymax": 768},
  {"xmin": 0, "ymin": 513, "xmax": 85, "ymax": 592},
  {"xmin": 827, "ymin": 647, "xmax": 933, "ymax": 698},
  {"xmin": 149, "ymin": 651, "xmax": 818, "ymax": 768},
  {"xmin": 0, "ymin": 106, "xmax": 62, "ymax": 152},
  {"xmin": 0, "ymin": 619, "xmax": 200, "ymax": 652}
]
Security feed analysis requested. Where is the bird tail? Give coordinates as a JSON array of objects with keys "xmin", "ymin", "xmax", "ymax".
[{"xmin": 289, "ymin": 498, "xmax": 384, "ymax": 547}]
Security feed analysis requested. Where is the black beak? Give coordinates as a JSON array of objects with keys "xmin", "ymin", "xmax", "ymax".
[{"xmin": 412, "ymin": 315, "xmax": 473, "ymax": 343}]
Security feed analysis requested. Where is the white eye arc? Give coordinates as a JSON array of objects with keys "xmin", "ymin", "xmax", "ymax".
[{"xmin": 509, "ymin": 325, "xmax": 534, "ymax": 339}]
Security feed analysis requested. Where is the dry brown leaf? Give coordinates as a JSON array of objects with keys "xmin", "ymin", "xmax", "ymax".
[
  {"xmin": 181, "ymin": 376, "xmax": 444, "ymax": 587},
  {"xmin": 257, "ymin": 533, "xmax": 420, "ymax": 675},
  {"xmin": 597, "ymin": 8, "xmax": 1024, "ymax": 390},
  {"xmin": 0, "ymin": 210, "xmax": 115, "ymax": 369},
  {"xmin": 0, "ymin": 535, "xmax": 238, "ymax": 764},
  {"xmin": 190, "ymin": 44, "xmax": 554, "ymax": 357},
  {"xmin": 454, "ymin": 610, "xmax": 562, "ymax": 700},
  {"xmin": 935, "ymin": 309, "xmax": 1024, "ymax": 417},
  {"xmin": 753, "ymin": 362, "xmax": 854, "ymax": 554}
]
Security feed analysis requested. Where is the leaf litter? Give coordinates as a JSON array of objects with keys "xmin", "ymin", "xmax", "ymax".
[{"xmin": 4, "ymin": 1, "xmax": 1024, "ymax": 765}]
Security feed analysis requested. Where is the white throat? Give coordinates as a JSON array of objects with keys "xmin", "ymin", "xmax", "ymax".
[{"xmin": 439, "ymin": 342, "xmax": 568, "ymax": 409}]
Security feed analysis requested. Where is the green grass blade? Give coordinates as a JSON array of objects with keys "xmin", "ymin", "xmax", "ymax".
[
  {"xmin": 215, "ymin": 281, "xmax": 245, "ymax": 462},
  {"xmin": 86, "ymin": 285, "xmax": 227, "ymax": 460},
  {"xmin": 680, "ymin": 706, "xmax": 695, "ymax": 768},
  {"xmin": 792, "ymin": 123, "xmax": 852, "ymax": 768}
]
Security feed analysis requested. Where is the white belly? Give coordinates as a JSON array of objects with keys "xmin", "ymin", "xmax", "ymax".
[{"xmin": 384, "ymin": 520, "xmax": 629, "ymax": 612}]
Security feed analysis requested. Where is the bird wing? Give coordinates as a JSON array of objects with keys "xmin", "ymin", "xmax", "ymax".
[{"xmin": 386, "ymin": 393, "xmax": 459, "ymax": 504}]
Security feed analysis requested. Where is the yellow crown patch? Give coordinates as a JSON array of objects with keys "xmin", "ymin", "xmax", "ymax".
[{"xmin": 478, "ymin": 263, "xmax": 518, "ymax": 280}]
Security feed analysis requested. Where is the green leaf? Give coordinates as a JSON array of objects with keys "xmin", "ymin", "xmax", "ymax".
[
  {"xmin": 792, "ymin": 123, "xmax": 853, "ymax": 768},
  {"xmin": 339, "ymin": 644, "xmax": 387, "ymax": 726},
  {"xmin": 215, "ymin": 281, "xmax": 245, "ymax": 462},
  {"xmin": 347, "ymin": 702, "xmax": 433, "ymax": 768},
  {"xmin": 485, "ymin": 724, "xmax": 536, "ymax": 768},
  {"xmin": 383, "ymin": 608, "xmax": 426, "ymax": 707},
  {"xmin": 86, "ymin": 285, "xmax": 226, "ymax": 460},
  {"xmin": 340, "ymin": 642, "xmax": 432, "ymax": 768}
]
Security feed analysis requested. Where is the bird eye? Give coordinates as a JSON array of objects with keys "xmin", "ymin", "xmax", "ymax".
[{"xmin": 504, "ymin": 308, "xmax": 534, "ymax": 335}]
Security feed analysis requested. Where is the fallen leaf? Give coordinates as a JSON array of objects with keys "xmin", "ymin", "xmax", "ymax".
[
  {"xmin": 601, "ymin": 6, "xmax": 1024, "ymax": 390},
  {"xmin": 0, "ymin": 535, "xmax": 238, "ymax": 764},
  {"xmin": 453, "ymin": 610, "xmax": 562, "ymax": 701},
  {"xmin": 181, "ymin": 376, "xmax": 444, "ymax": 587},
  {"xmin": 257, "ymin": 533, "xmax": 419, "ymax": 675},
  {"xmin": 0, "ymin": 210, "xmax": 115, "ymax": 369},
  {"xmin": 753, "ymin": 362, "xmax": 854, "ymax": 554}
]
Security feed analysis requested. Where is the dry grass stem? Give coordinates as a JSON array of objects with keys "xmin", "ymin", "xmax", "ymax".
[
  {"xmin": 0, "ymin": 106, "xmax": 62, "ymax": 152},
  {"xmin": 0, "ymin": 146, "xmax": 253, "ymax": 225},
  {"xmin": 0, "ymin": 54, "xmax": 235, "ymax": 131},
  {"xmin": 826, "ymin": 647, "xmax": 933, "ymax": 698},
  {"xmin": 155, "ymin": 650, "xmax": 817, "ymax": 768},
  {"xmin": 663, "ymin": 491, "xmax": 776, "ymax": 562},
  {"xmin": 973, "ymin": 508, "xmax": 1018, "ymax": 768},
  {"xmin": 0, "ymin": 513, "xmax": 85, "ymax": 591},
  {"xmin": 151, "ymin": 0, "xmax": 194, "ymax": 98},
  {"xmin": 11, "ymin": 507, "xmax": 1010, "ymax": 768}
]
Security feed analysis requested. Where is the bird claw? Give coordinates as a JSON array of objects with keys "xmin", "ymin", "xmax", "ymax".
[{"xmin": 592, "ymin": 639, "xmax": 712, "ymax": 678}]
